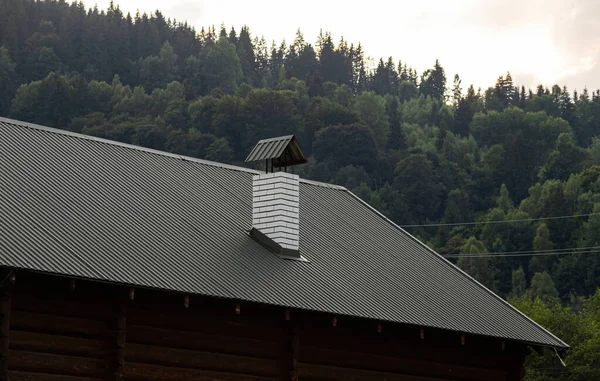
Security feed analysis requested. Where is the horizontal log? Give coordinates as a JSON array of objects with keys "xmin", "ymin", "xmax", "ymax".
[
  {"xmin": 11, "ymin": 288, "xmax": 113, "ymax": 321},
  {"xmin": 10, "ymin": 330, "xmax": 107, "ymax": 359},
  {"xmin": 8, "ymin": 350, "xmax": 107, "ymax": 378},
  {"xmin": 298, "ymin": 327, "xmax": 510, "ymax": 369},
  {"xmin": 128, "ymin": 324, "xmax": 280, "ymax": 359},
  {"xmin": 127, "ymin": 343, "xmax": 278, "ymax": 377},
  {"xmin": 299, "ymin": 346, "xmax": 507, "ymax": 381},
  {"xmin": 10, "ymin": 371, "xmax": 103, "ymax": 381},
  {"xmin": 298, "ymin": 363, "xmax": 450, "ymax": 381},
  {"xmin": 127, "ymin": 306, "xmax": 281, "ymax": 341},
  {"xmin": 11, "ymin": 310, "xmax": 108, "ymax": 338},
  {"xmin": 125, "ymin": 362, "xmax": 279, "ymax": 381}
]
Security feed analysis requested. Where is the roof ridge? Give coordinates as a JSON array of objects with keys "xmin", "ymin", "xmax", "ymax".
[
  {"xmin": 344, "ymin": 189, "xmax": 570, "ymax": 349},
  {"xmin": 0, "ymin": 117, "xmax": 343, "ymax": 190}
]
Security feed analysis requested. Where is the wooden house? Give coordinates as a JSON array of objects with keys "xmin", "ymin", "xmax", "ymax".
[{"xmin": 0, "ymin": 117, "xmax": 567, "ymax": 381}]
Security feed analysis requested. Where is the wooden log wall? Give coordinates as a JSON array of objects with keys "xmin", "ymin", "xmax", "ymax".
[
  {"xmin": 123, "ymin": 290, "xmax": 281, "ymax": 381},
  {"xmin": 295, "ymin": 320, "xmax": 525, "ymax": 381},
  {"xmin": 0, "ymin": 272, "xmax": 528, "ymax": 381},
  {"xmin": 7, "ymin": 274, "xmax": 114, "ymax": 381},
  {"xmin": 0, "ymin": 271, "xmax": 14, "ymax": 381}
]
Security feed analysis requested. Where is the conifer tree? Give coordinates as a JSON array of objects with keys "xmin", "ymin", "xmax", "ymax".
[
  {"xmin": 419, "ymin": 59, "xmax": 446, "ymax": 100},
  {"xmin": 228, "ymin": 26, "xmax": 238, "ymax": 45},
  {"xmin": 529, "ymin": 224, "xmax": 554, "ymax": 274},
  {"xmin": 352, "ymin": 43, "xmax": 366, "ymax": 92},
  {"xmin": 519, "ymin": 86, "xmax": 526, "ymax": 108},
  {"xmin": 237, "ymin": 26, "xmax": 256, "ymax": 84},
  {"xmin": 503, "ymin": 72, "xmax": 514, "ymax": 105},
  {"xmin": 511, "ymin": 267, "xmax": 526, "ymax": 297},
  {"xmin": 386, "ymin": 97, "xmax": 405, "ymax": 150},
  {"xmin": 219, "ymin": 23, "xmax": 227, "ymax": 39},
  {"xmin": 452, "ymin": 74, "xmax": 462, "ymax": 107}
]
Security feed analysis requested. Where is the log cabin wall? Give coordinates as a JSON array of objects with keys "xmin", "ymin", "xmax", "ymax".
[
  {"xmin": 1, "ymin": 272, "xmax": 527, "ymax": 381},
  {"xmin": 124, "ymin": 288, "xmax": 282, "ymax": 381},
  {"xmin": 7, "ymin": 273, "xmax": 115, "ymax": 381},
  {"xmin": 295, "ymin": 320, "xmax": 525, "ymax": 381}
]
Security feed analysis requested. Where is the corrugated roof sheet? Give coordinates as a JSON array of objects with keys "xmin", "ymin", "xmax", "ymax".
[{"xmin": 0, "ymin": 117, "xmax": 567, "ymax": 349}]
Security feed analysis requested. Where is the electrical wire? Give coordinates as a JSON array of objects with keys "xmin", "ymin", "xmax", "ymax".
[
  {"xmin": 401, "ymin": 212, "xmax": 600, "ymax": 228},
  {"xmin": 442, "ymin": 248, "xmax": 600, "ymax": 259},
  {"xmin": 443, "ymin": 245, "xmax": 600, "ymax": 257}
]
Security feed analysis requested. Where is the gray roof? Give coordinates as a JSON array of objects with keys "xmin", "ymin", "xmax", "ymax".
[
  {"xmin": 0, "ymin": 117, "xmax": 567, "ymax": 349},
  {"xmin": 245, "ymin": 135, "xmax": 307, "ymax": 167}
]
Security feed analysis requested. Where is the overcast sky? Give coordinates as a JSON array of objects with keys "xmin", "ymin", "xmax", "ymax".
[{"xmin": 87, "ymin": 0, "xmax": 600, "ymax": 91}]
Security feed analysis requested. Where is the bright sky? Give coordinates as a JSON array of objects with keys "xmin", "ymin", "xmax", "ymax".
[{"xmin": 87, "ymin": 0, "xmax": 600, "ymax": 91}]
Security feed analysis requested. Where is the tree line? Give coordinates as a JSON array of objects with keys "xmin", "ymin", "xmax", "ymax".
[{"xmin": 2, "ymin": 1, "xmax": 600, "ymax": 378}]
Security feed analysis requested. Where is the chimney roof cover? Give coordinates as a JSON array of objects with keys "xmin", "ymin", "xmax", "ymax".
[{"xmin": 245, "ymin": 135, "xmax": 307, "ymax": 168}]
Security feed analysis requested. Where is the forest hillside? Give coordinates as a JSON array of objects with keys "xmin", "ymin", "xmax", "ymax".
[{"xmin": 1, "ymin": 1, "xmax": 600, "ymax": 379}]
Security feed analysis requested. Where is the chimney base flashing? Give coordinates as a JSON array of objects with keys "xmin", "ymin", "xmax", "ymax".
[{"xmin": 248, "ymin": 228, "xmax": 308, "ymax": 262}]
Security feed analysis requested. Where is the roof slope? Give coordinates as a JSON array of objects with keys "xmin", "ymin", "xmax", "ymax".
[{"xmin": 0, "ymin": 117, "xmax": 567, "ymax": 349}]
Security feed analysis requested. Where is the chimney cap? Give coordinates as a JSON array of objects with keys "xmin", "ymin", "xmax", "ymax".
[{"xmin": 245, "ymin": 135, "xmax": 307, "ymax": 168}]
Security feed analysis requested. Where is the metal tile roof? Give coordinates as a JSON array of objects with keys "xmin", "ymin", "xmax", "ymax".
[
  {"xmin": 0, "ymin": 117, "xmax": 567, "ymax": 349},
  {"xmin": 245, "ymin": 135, "xmax": 307, "ymax": 167}
]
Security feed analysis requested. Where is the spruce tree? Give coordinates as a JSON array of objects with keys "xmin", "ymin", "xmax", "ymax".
[
  {"xmin": 318, "ymin": 32, "xmax": 336, "ymax": 83},
  {"xmin": 529, "ymin": 224, "xmax": 554, "ymax": 274},
  {"xmin": 519, "ymin": 86, "xmax": 526, "ymax": 108},
  {"xmin": 503, "ymin": 72, "xmax": 514, "ymax": 106},
  {"xmin": 419, "ymin": 59, "xmax": 446, "ymax": 100},
  {"xmin": 371, "ymin": 58, "xmax": 387, "ymax": 95},
  {"xmin": 228, "ymin": 26, "xmax": 237, "ymax": 45},
  {"xmin": 219, "ymin": 23, "xmax": 227, "ymax": 39},
  {"xmin": 452, "ymin": 74, "xmax": 462, "ymax": 107},
  {"xmin": 386, "ymin": 97, "xmax": 405, "ymax": 150},
  {"xmin": 352, "ymin": 43, "xmax": 366, "ymax": 92},
  {"xmin": 237, "ymin": 26, "xmax": 256, "ymax": 85},
  {"xmin": 385, "ymin": 57, "xmax": 399, "ymax": 95}
]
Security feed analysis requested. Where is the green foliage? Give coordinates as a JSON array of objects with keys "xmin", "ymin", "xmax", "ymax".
[
  {"xmin": 393, "ymin": 154, "xmax": 443, "ymax": 223},
  {"xmin": 0, "ymin": 46, "xmax": 16, "ymax": 114},
  {"xmin": 304, "ymin": 96, "xmax": 358, "ymax": 150},
  {"xmin": 511, "ymin": 266, "xmax": 527, "ymax": 297},
  {"xmin": 539, "ymin": 133, "xmax": 589, "ymax": 181},
  {"xmin": 3, "ymin": 6, "xmax": 600, "ymax": 377},
  {"xmin": 529, "ymin": 224, "xmax": 554, "ymax": 274},
  {"xmin": 419, "ymin": 59, "xmax": 446, "ymax": 101},
  {"xmin": 354, "ymin": 91, "xmax": 390, "ymax": 149},
  {"xmin": 497, "ymin": 184, "xmax": 514, "ymax": 212},
  {"xmin": 313, "ymin": 123, "xmax": 379, "ymax": 172},
  {"xmin": 458, "ymin": 236, "xmax": 499, "ymax": 291},
  {"xmin": 10, "ymin": 71, "xmax": 74, "ymax": 127},
  {"xmin": 527, "ymin": 272, "xmax": 560, "ymax": 301},
  {"xmin": 244, "ymin": 88, "xmax": 300, "ymax": 144},
  {"xmin": 443, "ymin": 189, "xmax": 472, "ymax": 224},
  {"xmin": 333, "ymin": 165, "xmax": 370, "ymax": 190},
  {"xmin": 512, "ymin": 292, "xmax": 600, "ymax": 381}
]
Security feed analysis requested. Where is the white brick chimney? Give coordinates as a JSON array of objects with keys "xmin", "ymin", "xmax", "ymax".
[{"xmin": 252, "ymin": 172, "xmax": 299, "ymax": 251}]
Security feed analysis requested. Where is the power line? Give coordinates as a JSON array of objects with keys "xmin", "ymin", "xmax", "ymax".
[
  {"xmin": 401, "ymin": 212, "xmax": 600, "ymax": 228},
  {"xmin": 443, "ymin": 247, "xmax": 600, "ymax": 259},
  {"xmin": 443, "ymin": 250, "xmax": 600, "ymax": 258},
  {"xmin": 445, "ymin": 245, "xmax": 600, "ymax": 257}
]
